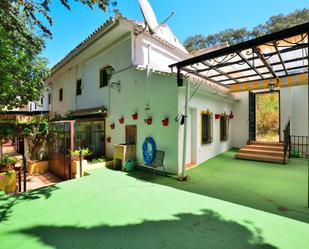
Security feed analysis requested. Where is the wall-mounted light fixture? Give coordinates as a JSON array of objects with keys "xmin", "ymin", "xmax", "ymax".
[{"xmin": 268, "ymin": 80, "xmax": 275, "ymax": 92}]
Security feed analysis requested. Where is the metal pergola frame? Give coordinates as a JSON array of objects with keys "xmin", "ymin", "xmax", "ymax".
[
  {"xmin": 171, "ymin": 22, "xmax": 309, "ymax": 88},
  {"xmin": 170, "ymin": 22, "xmax": 309, "ymax": 207}
]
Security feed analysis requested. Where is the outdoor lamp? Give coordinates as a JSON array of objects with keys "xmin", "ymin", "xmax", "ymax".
[
  {"xmin": 106, "ymin": 66, "xmax": 115, "ymax": 76},
  {"xmin": 268, "ymin": 80, "xmax": 275, "ymax": 92}
]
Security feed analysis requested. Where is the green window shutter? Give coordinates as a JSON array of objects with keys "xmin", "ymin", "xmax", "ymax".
[{"xmin": 210, "ymin": 114, "xmax": 213, "ymax": 143}]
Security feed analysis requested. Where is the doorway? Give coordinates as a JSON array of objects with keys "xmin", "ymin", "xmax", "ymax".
[{"xmin": 249, "ymin": 91, "xmax": 280, "ymax": 142}]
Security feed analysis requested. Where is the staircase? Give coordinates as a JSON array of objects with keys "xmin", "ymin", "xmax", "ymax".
[{"xmin": 235, "ymin": 141, "xmax": 286, "ymax": 164}]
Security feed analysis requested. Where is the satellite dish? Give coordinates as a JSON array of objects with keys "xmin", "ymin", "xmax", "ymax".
[{"xmin": 139, "ymin": 0, "xmax": 159, "ymax": 34}]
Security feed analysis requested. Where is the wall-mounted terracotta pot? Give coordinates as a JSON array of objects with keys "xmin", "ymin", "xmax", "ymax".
[
  {"xmin": 119, "ymin": 117, "xmax": 124, "ymax": 124},
  {"xmin": 215, "ymin": 114, "xmax": 221, "ymax": 120},
  {"xmin": 132, "ymin": 113, "xmax": 138, "ymax": 120},
  {"xmin": 106, "ymin": 137, "xmax": 111, "ymax": 143},
  {"xmin": 229, "ymin": 111, "xmax": 234, "ymax": 119},
  {"xmin": 110, "ymin": 123, "xmax": 115, "ymax": 130},
  {"xmin": 145, "ymin": 117, "xmax": 152, "ymax": 125},
  {"xmin": 162, "ymin": 118, "xmax": 169, "ymax": 126}
]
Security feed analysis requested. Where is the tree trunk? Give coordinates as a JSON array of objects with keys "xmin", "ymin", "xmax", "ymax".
[{"xmin": 0, "ymin": 144, "xmax": 3, "ymax": 160}]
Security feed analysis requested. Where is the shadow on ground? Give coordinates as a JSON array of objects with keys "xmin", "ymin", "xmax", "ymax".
[
  {"xmin": 0, "ymin": 185, "xmax": 59, "ymax": 222},
  {"xmin": 124, "ymin": 149, "xmax": 309, "ymax": 223},
  {"xmin": 14, "ymin": 209, "xmax": 277, "ymax": 249}
]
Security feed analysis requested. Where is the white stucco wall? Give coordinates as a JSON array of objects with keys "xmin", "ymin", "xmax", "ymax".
[
  {"xmin": 231, "ymin": 92, "xmax": 249, "ymax": 148},
  {"xmin": 291, "ymin": 85, "xmax": 308, "ymax": 136},
  {"xmin": 28, "ymin": 86, "xmax": 51, "ymax": 112},
  {"xmin": 51, "ymin": 37, "xmax": 132, "ymax": 116},
  {"xmin": 106, "ymin": 69, "xmax": 179, "ymax": 174},
  {"xmin": 77, "ymin": 38, "xmax": 132, "ymax": 110},
  {"xmin": 178, "ymin": 84, "xmax": 235, "ymax": 171},
  {"xmin": 134, "ymin": 33, "xmax": 188, "ymax": 72},
  {"xmin": 51, "ymin": 68, "xmax": 76, "ymax": 116}
]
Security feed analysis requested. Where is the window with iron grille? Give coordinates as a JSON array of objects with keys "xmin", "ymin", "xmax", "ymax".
[
  {"xmin": 201, "ymin": 112, "xmax": 213, "ymax": 144},
  {"xmin": 99, "ymin": 66, "xmax": 113, "ymax": 88},
  {"xmin": 220, "ymin": 115, "xmax": 229, "ymax": 141},
  {"xmin": 59, "ymin": 88, "xmax": 63, "ymax": 102},
  {"xmin": 76, "ymin": 79, "xmax": 82, "ymax": 96}
]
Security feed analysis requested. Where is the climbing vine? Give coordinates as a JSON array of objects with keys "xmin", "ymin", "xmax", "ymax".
[{"xmin": 0, "ymin": 119, "xmax": 49, "ymax": 160}]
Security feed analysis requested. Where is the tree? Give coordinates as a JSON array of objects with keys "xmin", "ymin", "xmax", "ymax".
[
  {"xmin": 0, "ymin": 0, "xmax": 117, "ymax": 110},
  {"xmin": 0, "ymin": 15, "xmax": 48, "ymax": 110},
  {"xmin": 0, "ymin": 1, "xmax": 117, "ymax": 40},
  {"xmin": 184, "ymin": 9, "xmax": 309, "ymax": 52}
]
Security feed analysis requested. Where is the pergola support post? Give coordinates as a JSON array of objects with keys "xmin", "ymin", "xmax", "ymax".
[
  {"xmin": 180, "ymin": 79, "xmax": 189, "ymax": 180},
  {"xmin": 307, "ymin": 32, "xmax": 309, "ymax": 208}
]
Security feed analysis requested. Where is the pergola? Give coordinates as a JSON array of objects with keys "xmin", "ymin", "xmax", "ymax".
[{"xmin": 170, "ymin": 22, "xmax": 309, "ymax": 206}]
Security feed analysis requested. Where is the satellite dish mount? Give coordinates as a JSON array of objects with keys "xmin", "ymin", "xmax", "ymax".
[{"xmin": 139, "ymin": 0, "xmax": 175, "ymax": 35}]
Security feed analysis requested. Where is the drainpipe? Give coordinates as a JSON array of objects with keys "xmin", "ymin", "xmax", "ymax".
[{"xmin": 180, "ymin": 79, "xmax": 190, "ymax": 179}]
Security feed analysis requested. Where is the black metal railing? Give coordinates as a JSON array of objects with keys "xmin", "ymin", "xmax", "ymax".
[
  {"xmin": 283, "ymin": 120, "xmax": 291, "ymax": 164},
  {"xmin": 290, "ymin": 135, "xmax": 309, "ymax": 159}
]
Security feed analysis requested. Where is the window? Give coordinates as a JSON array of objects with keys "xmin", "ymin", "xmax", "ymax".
[
  {"xmin": 201, "ymin": 111, "xmax": 213, "ymax": 144},
  {"xmin": 76, "ymin": 79, "xmax": 82, "ymax": 96},
  {"xmin": 59, "ymin": 88, "xmax": 63, "ymax": 102},
  {"xmin": 40, "ymin": 97, "xmax": 44, "ymax": 106},
  {"xmin": 48, "ymin": 93, "xmax": 51, "ymax": 105},
  {"xmin": 75, "ymin": 120, "xmax": 105, "ymax": 158},
  {"xmin": 100, "ymin": 66, "xmax": 113, "ymax": 88},
  {"xmin": 220, "ymin": 114, "xmax": 229, "ymax": 141}
]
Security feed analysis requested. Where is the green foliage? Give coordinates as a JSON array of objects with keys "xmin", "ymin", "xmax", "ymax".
[
  {"xmin": 0, "ymin": 4, "xmax": 49, "ymax": 110},
  {"xmin": 23, "ymin": 120, "xmax": 49, "ymax": 161},
  {"xmin": 0, "ymin": 154, "xmax": 18, "ymax": 166},
  {"xmin": 0, "ymin": 0, "xmax": 118, "ymax": 110},
  {"xmin": 0, "ymin": 154, "xmax": 18, "ymax": 173},
  {"xmin": 256, "ymin": 93, "xmax": 279, "ymax": 141},
  {"xmin": 0, "ymin": 119, "xmax": 49, "ymax": 160},
  {"xmin": 184, "ymin": 9, "xmax": 309, "ymax": 52},
  {"xmin": 0, "ymin": 0, "xmax": 117, "ymax": 39},
  {"xmin": 71, "ymin": 148, "xmax": 92, "ymax": 159},
  {"xmin": 90, "ymin": 157, "xmax": 106, "ymax": 164}
]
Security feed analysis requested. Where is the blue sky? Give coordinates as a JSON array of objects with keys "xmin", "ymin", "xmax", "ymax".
[{"xmin": 43, "ymin": 0, "xmax": 308, "ymax": 67}]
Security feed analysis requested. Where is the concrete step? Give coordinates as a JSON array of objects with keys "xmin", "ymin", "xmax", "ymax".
[
  {"xmin": 249, "ymin": 141, "xmax": 283, "ymax": 147},
  {"xmin": 244, "ymin": 145, "xmax": 284, "ymax": 151},
  {"xmin": 235, "ymin": 152, "xmax": 285, "ymax": 164},
  {"xmin": 239, "ymin": 148, "xmax": 284, "ymax": 157}
]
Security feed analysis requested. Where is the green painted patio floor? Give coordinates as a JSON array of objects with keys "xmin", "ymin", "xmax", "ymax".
[
  {"xmin": 134, "ymin": 149, "xmax": 309, "ymax": 223},
  {"xmin": 0, "ymin": 153, "xmax": 308, "ymax": 249}
]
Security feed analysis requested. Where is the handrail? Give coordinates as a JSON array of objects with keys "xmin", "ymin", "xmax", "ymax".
[
  {"xmin": 290, "ymin": 135, "xmax": 309, "ymax": 159},
  {"xmin": 283, "ymin": 120, "xmax": 291, "ymax": 164}
]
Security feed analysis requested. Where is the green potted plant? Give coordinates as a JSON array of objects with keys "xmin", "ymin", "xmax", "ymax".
[
  {"xmin": 70, "ymin": 148, "xmax": 91, "ymax": 178},
  {"xmin": 0, "ymin": 154, "xmax": 18, "ymax": 173},
  {"xmin": 0, "ymin": 154, "xmax": 18, "ymax": 193},
  {"xmin": 23, "ymin": 120, "xmax": 50, "ymax": 174}
]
